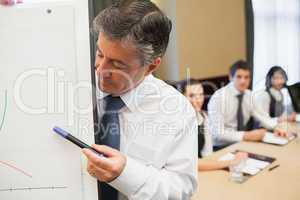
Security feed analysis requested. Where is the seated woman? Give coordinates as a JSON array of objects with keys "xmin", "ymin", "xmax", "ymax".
[
  {"xmin": 254, "ymin": 66, "xmax": 297, "ymax": 123},
  {"xmin": 182, "ymin": 79, "xmax": 246, "ymax": 171}
]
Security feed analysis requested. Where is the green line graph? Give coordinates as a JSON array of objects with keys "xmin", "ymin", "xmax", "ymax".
[{"xmin": 0, "ymin": 90, "xmax": 7, "ymax": 132}]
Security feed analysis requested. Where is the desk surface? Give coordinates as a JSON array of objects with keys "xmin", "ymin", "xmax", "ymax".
[{"xmin": 192, "ymin": 122, "xmax": 300, "ymax": 200}]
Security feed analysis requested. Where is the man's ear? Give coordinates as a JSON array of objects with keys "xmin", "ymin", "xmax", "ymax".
[{"xmin": 144, "ymin": 57, "xmax": 161, "ymax": 76}]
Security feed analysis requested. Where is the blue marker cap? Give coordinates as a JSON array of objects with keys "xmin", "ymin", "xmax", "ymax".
[{"xmin": 53, "ymin": 126, "xmax": 69, "ymax": 138}]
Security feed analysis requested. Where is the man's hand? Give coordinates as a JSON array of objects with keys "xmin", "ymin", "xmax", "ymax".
[
  {"xmin": 82, "ymin": 144, "xmax": 127, "ymax": 183},
  {"xmin": 274, "ymin": 128, "xmax": 289, "ymax": 138},
  {"xmin": 243, "ymin": 129, "xmax": 267, "ymax": 142}
]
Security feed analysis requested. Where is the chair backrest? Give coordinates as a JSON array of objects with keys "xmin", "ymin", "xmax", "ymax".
[
  {"xmin": 165, "ymin": 76, "xmax": 229, "ymax": 111},
  {"xmin": 287, "ymin": 82, "xmax": 300, "ymax": 113}
]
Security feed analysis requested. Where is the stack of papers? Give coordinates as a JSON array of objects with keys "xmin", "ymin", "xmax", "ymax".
[
  {"xmin": 219, "ymin": 153, "xmax": 271, "ymax": 175},
  {"xmin": 263, "ymin": 132, "xmax": 296, "ymax": 145}
]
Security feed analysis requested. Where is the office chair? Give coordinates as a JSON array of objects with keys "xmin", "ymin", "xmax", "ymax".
[{"xmin": 287, "ymin": 82, "xmax": 300, "ymax": 113}]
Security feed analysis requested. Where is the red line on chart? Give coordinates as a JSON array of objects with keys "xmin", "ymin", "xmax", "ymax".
[{"xmin": 0, "ymin": 160, "xmax": 32, "ymax": 178}]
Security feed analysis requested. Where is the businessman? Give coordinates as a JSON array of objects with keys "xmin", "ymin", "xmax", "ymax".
[{"xmin": 82, "ymin": 1, "xmax": 198, "ymax": 200}]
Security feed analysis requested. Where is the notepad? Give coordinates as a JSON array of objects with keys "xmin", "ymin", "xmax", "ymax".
[
  {"xmin": 246, "ymin": 158, "xmax": 270, "ymax": 169},
  {"xmin": 219, "ymin": 151, "xmax": 275, "ymax": 176},
  {"xmin": 296, "ymin": 114, "xmax": 300, "ymax": 123},
  {"xmin": 242, "ymin": 165, "xmax": 260, "ymax": 175},
  {"xmin": 263, "ymin": 132, "xmax": 296, "ymax": 146},
  {"xmin": 219, "ymin": 153, "xmax": 267, "ymax": 175}
]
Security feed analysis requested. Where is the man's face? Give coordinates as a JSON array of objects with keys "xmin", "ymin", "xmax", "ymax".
[
  {"xmin": 95, "ymin": 33, "xmax": 158, "ymax": 96},
  {"xmin": 185, "ymin": 84, "xmax": 204, "ymax": 112},
  {"xmin": 231, "ymin": 69, "xmax": 251, "ymax": 92}
]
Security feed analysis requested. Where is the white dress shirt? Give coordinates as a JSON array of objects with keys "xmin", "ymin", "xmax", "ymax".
[
  {"xmin": 96, "ymin": 74, "xmax": 198, "ymax": 200},
  {"xmin": 208, "ymin": 82, "xmax": 277, "ymax": 147},
  {"xmin": 254, "ymin": 87, "xmax": 295, "ymax": 119},
  {"xmin": 196, "ymin": 112, "xmax": 213, "ymax": 157}
]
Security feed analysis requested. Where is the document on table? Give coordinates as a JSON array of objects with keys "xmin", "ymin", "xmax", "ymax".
[
  {"xmin": 263, "ymin": 132, "xmax": 296, "ymax": 146},
  {"xmin": 219, "ymin": 152, "xmax": 273, "ymax": 176},
  {"xmin": 296, "ymin": 114, "xmax": 300, "ymax": 123}
]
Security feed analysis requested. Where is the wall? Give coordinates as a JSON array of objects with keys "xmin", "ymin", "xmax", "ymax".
[
  {"xmin": 154, "ymin": 0, "xmax": 247, "ymax": 80},
  {"xmin": 152, "ymin": 0, "xmax": 180, "ymax": 81}
]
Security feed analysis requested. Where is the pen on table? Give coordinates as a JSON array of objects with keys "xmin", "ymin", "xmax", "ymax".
[
  {"xmin": 53, "ymin": 126, "xmax": 105, "ymax": 157},
  {"xmin": 269, "ymin": 164, "xmax": 280, "ymax": 171}
]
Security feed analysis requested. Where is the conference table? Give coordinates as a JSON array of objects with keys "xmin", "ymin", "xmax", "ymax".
[{"xmin": 192, "ymin": 122, "xmax": 300, "ymax": 200}]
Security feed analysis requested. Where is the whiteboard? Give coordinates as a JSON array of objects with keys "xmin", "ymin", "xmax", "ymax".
[{"xmin": 0, "ymin": 2, "xmax": 98, "ymax": 200}]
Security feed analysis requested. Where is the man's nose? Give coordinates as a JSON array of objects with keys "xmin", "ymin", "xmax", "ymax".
[
  {"xmin": 194, "ymin": 95, "xmax": 202, "ymax": 101},
  {"xmin": 95, "ymin": 58, "xmax": 112, "ymax": 78},
  {"xmin": 95, "ymin": 57, "xmax": 108, "ymax": 72},
  {"xmin": 241, "ymin": 78, "xmax": 248, "ymax": 83}
]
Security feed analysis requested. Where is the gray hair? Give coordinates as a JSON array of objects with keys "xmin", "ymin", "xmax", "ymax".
[{"xmin": 92, "ymin": 0, "xmax": 172, "ymax": 66}]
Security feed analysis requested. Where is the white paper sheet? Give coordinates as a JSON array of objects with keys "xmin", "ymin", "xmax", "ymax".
[
  {"xmin": 219, "ymin": 152, "xmax": 271, "ymax": 175},
  {"xmin": 263, "ymin": 132, "xmax": 295, "ymax": 145},
  {"xmin": 296, "ymin": 114, "xmax": 300, "ymax": 123}
]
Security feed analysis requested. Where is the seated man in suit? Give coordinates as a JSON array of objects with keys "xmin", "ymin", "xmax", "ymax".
[{"xmin": 208, "ymin": 60, "xmax": 288, "ymax": 150}]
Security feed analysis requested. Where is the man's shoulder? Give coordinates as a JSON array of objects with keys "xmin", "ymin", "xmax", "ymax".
[
  {"xmin": 209, "ymin": 84, "xmax": 229, "ymax": 100},
  {"xmin": 252, "ymin": 88, "xmax": 268, "ymax": 98},
  {"xmin": 148, "ymin": 75, "xmax": 188, "ymax": 99},
  {"xmin": 144, "ymin": 75, "xmax": 196, "ymax": 118}
]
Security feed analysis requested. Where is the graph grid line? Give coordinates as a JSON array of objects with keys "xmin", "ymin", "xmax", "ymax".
[{"xmin": 0, "ymin": 186, "xmax": 67, "ymax": 192}]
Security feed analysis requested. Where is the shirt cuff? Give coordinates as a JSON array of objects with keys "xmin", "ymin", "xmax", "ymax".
[
  {"xmin": 109, "ymin": 156, "xmax": 150, "ymax": 197},
  {"xmin": 236, "ymin": 131, "xmax": 245, "ymax": 141},
  {"xmin": 269, "ymin": 118, "xmax": 278, "ymax": 129}
]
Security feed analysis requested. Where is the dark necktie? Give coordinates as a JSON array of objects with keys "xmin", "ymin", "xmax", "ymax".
[
  {"xmin": 236, "ymin": 93, "xmax": 245, "ymax": 131},
  {"xmin": 197, "ymin": 112, "xmax": 206, "ymax": 158},
  {"xmin": 267, "ymin": 89, "xmax": 285, "ymax": 117},
  {"xmin": 97, "ymin": 95, "xmax": 125, "ymax": 200}
]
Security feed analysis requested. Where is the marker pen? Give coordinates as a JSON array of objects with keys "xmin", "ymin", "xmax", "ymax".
[{"xmin": 53, "ymin": 126, "xmax": 104, "ymax": 157}]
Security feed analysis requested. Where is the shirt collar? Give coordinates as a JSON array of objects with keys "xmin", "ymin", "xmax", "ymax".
[
  {"xmin": 269, "ymin": 87, "xmax": 283, "ymax": 101},
  {"xmin": 196, "ymin": 111, "xmax": 205, "ymax": 125},
  {"xmin": 96, "ymin": 86, "xmax": 109, "ymax": 100},
  {"xmin": 228, "ymin": 82, "xmax": 243, "ymax": 96},
  {"xmin": 97, "ymin": 74, "xmax": 156, "ymax": 112}
]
